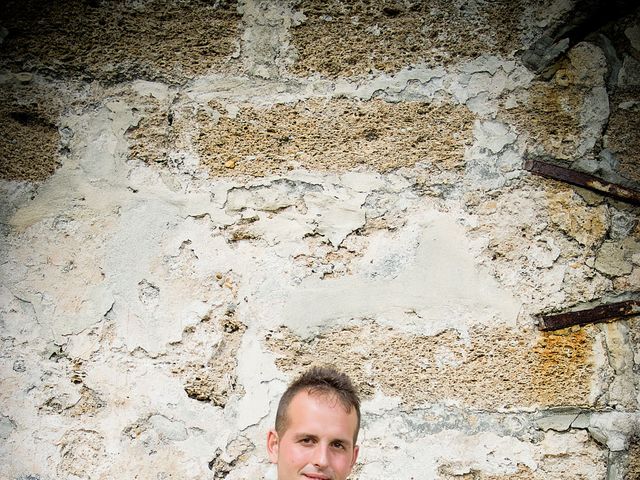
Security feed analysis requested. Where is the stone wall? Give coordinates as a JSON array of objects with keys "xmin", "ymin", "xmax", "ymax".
[{"xmin": 1, "ymin": 1, "xmax": 639, "ymax": 479}]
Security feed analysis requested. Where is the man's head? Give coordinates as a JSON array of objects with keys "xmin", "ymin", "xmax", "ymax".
[{"xmin": 267, "ymin": 366, "xmax": 361, "ymax": 480}]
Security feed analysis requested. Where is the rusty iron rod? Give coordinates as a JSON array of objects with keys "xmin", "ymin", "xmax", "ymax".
[
  {"xmin": 538, "ymin": 300, "xmax": 640, "ymax": 331},
  {"xmin": 524, "ymin": 158, "xmax": 640, "ymax": 206}
]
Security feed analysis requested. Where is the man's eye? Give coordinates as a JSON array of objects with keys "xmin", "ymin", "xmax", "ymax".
[
  {"xmin": 331, "ymin": 442, "xmax": 345, "ymax": 450},
  {"xmin": 300, "ymin": 438, "xmax": 313, "ymax": 444}
]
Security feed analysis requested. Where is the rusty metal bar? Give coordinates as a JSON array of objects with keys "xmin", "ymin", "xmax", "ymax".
[
  {"xmin": 524, "ymin": 158, "xmax": 640, "ymax": 206},
  {"xmin": 538, "ymin": 300, "xmax": 640, "ymax": 331}
]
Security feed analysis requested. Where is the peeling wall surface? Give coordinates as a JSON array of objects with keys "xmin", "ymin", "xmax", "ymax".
[{"xmin": 1, "ymin": 1, "xmax": 640, "ymax": 479}]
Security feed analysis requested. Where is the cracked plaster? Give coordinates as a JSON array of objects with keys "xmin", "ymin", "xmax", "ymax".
[{"xmin": 1, "ymin": 2, "xmax": 640, "ymax": 479}]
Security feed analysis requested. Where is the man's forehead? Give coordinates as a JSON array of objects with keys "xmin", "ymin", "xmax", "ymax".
[
  {"xmin": 301, "ymin": 387, "xmax": 353, "ymax": 413},
  {"xmin": 285, "ymin": 389, "xmax": 358, "ymax": 432}
]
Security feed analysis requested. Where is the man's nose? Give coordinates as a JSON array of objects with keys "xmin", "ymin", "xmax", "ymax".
[{"xmin": 312, "ymin": 444, "xmax": 330, "ymax": 468}]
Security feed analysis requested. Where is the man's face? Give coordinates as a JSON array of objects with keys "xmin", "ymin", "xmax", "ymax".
[{"xmin": 267, "ymin": 390, "xmax": 359, "ymax": 480}]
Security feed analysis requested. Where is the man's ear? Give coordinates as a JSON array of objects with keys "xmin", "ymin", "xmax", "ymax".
[
  {"xmin": 266, "ymin": 429, "xmax": 280, "ymax": 464},
  {"xmin": 350, "ymin": 445, "xmax": 359, "ymax": 469}
]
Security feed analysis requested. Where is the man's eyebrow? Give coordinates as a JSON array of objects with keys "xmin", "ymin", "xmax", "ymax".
[
  {"xmin": 293, "ymin": 432, "xmax": 319, "ymax": 440},
  {"xmin": 292, "ymin": 433, "xmax": 353, "ymax": 447}
]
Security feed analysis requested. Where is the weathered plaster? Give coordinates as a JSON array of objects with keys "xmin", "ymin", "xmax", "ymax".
[{"xmin": 1, "ymin": 1, "xmax": 640, "ymax": 479}]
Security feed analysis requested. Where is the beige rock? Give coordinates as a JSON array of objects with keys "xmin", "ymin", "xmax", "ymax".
[
  {"xmin": 265, "ymin": 322, "xmax": 597, "ymax": 409},
  {"xmin": 595, "ymin": 238, "xmax": 640, "ymax": 277},
  {"xmin": 546, "ymin": 189, "xmax": 608, "ymax": 247},
  {"xmin": 196, "ymin": 99, "xmax": 474, "ymax": 177},
  {"xmin": 290, "ymin": 0, "xmax": 554, "ymax": 77}
]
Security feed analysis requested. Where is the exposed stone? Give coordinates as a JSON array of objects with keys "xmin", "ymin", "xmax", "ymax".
[
  {"xmin": 68, "ymin": 386, "xmax": 105, "ymax": 417},
  {"xmin": 595, "ymin": 238, "xmax": 640, "ymax": 277},
  {"xmin": 565, "ymin": 42, "xmax": 608, "ymax": 87},
  {"xmin": 289, "ymin": 0, "xmax": 557, "ymax": 77},
  {"xmin": 597, "ymin": 319, "xmax": 637, "ymax": 410},
  {"xmin": 1, "ymin": 3, "xmax": 638, "ymax": 479},
  {"xmin": 546, "ymin": 189, "xmax": 609, "ymax": 247},
  {"xmin": 500, "ymin": 81, "xmax": 583, "ymax": 161},
  {"xmin": 604, "ymin": 87, "xmax": 640, "ymax": 185},
  {"xmin": 359, "ymin": 427, "xmax": 605, "ymax": 479},
  {"xmin": 0, "ymin": 0, "xmax": 241, "ymax": 83},
  {"xmin": 126, "ymin": 94, "xmax": 173, "ymax": 165},
  {"xmin": 209, "ymin": 436, "xmax": 254, "ymax": 479},
  {"xmin": 619, "ymin": 55, "xmax": 640, "ymax": 87},
  {"xmin": 438, "ymin": 464, "xmax": 536, "ymax": 479},
  {"xmin": 627, "ymin": 439, "xmax": 640, "ymax": 480},
  {"xmin": 196, "ymin": 98, "xmax": 474, "ymax": 177},
  {"xmin": 265, "ymin": 322, "xmax": 596, "ymax": 409},
  {"xmin": 626, "ymin": 24, "xmax": 640, "ymax": 51},
  {"xmin": 171, "ymin": 316, "xmax": 247, "ymax": 407},
  {"xmin": 502, "ymin": 42, "xmax": 612, "ymax": 163},
  {"xmin": 0, "ymin": 79, "xmax": 62, "ymax": 181}
]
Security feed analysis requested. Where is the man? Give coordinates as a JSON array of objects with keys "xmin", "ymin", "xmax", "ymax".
[{"xmin": 267, "ymin": 366, "xmax": 361, "ymax": 480}]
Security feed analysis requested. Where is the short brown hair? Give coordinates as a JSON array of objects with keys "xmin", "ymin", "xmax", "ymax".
[{"xmin": 275, "ymin": 366, "xmax": 361, "ymax": 442}]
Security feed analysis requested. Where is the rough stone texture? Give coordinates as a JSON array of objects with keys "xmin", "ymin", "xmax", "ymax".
[
  {"xmin": 0, "ymin": 0, "xmax": 241, "ymax": 83},
  {"xmin": 499, "ymin": 42, "xmax": 613, "ymax": 167},
  {"xmin": 266, "ymin": 322, "xmax": 595, "ymax": 409},
  {"xmin": 500, "ymin": 81, "xmax": 584, "ymax": 161},
  {"xmin": 196, "ymin": 99, "xmax": 474, "ymax": 176},
  {"xmin": 546, "ymin": 188, "xmax": 609, "ymax": 247},
  {"xmin": 463, "ymin": 181, "xmax": 617, "ymax": 309},
  {"xmin": 604, "ymin": 87, "xmax": 640, "ymax": 185},
  {"xmin": 0, "ymin": 75, "xmax": 63, "ymax": 181},
  {"xmin": 172, "ymin": 315, "xmax": 247, "ymax": 406},
  {"xmin": 289, "ymin": 0, "xmax": 566, "ymax": 77},
  {"xmin": 126, "ymin": 95, "xmax": 476, "ymax": 178},
  {"xmin": 57, "ymin": 429, "xmax": 106, "ymax": 479},
  {"xmin": 1, "ymin": 2, "xmax": 640, "ymax": 480},
  {"xmin": 628, "ymin": 440, "xmax": 640, "ymax": 480}
]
